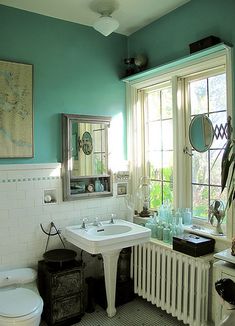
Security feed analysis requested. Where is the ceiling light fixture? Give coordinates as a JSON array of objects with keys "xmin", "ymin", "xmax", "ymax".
[{"xmin": 93, "ymin": 11, "xmax": 119, "ymax": 36}]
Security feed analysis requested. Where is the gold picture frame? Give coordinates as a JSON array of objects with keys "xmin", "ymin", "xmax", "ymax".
[{"xmin": 0, "ymin": 59, "xmax": 33, "ymax": 158}]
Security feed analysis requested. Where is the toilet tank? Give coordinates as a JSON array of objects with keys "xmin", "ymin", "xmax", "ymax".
[{"xmin": 0, "ymin": 268, "xmax": 37, "ymax": 288}]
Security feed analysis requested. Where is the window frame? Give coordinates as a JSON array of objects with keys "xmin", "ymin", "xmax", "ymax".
[
  {"xmin": 143, "ymin": 81, "xmax": 174, "ymax": 208},
  {"xmin": 125, "ymin": 44, "xmax": 233, "ymax": 239},
  {"xmin": 183, "ymin": 68, "xmax": 228, "ymax": 226}
]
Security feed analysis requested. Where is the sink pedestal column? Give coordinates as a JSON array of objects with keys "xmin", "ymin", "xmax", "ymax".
[{"xmin": 102, "ymin": 249, "xmax": 121, "ymax": 317}]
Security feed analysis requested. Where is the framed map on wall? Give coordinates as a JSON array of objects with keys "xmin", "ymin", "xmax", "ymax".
[{"xmin": 0, "ymin": 59, "xmax": 33, "ymax": 158}]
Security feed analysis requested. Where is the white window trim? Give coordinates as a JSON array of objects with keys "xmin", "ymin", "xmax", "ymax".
[
  {"xmin": 183, "ymin": 67, "xmax": 227, "ymax": 209},
  {"xmin": 125, "ymin": 44, "xmax": 234, "ymax": 240}
]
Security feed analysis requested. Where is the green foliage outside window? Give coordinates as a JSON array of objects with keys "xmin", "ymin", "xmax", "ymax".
[{"xmin": 149, "ymin": 165, "xmax": 173, "ymax": 209}]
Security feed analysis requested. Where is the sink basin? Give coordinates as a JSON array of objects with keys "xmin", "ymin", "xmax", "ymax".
[
  {"xmin": 87, "ymin": 224, "xmax": 132, "ymax": 236},
  {"xmin": 64, "ymin": 219, "xmax": 150, "ymax": 318},
  {"xmin": 64, "ymin": 219, "xmax": 150, "ymax": 254}
]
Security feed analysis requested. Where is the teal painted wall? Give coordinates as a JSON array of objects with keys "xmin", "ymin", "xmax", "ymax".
[
  {"xmin": 1, "ymin": 0, "xmax": 235, "ymax": 165},
  {"xmin": 128, "ymin": 0, "xmax": 235, "ymax": 68},
  {"xmin": 0, "ymin": 5, "xmax": 127, "ymax": 163},
  {"xmin": 128, "ymin": 0, "xmax": 235, "ymax": 128}
]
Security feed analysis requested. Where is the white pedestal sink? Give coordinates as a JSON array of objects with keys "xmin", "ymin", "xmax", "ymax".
[
  {"xmin": 64, "ymin": 219, "xmax": 150, "ymax": 317},
  {"xmin": 102, "ymin": 249, "xmax": 121, "ymax": 317}
]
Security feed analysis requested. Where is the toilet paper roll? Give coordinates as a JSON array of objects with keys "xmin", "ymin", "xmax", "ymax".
[{"xmin": 44, "ymin": 195, "xmax": 52, "ymax": 203}]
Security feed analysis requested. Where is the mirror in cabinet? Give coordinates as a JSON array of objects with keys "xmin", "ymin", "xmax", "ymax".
[{"xmin": 62, "ymin": 114, "xmax": 112, "ymax": 201}]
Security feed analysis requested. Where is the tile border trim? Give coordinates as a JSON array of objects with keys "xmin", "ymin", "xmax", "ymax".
[{"xmin": 0, "ymin": 163, "xmax": 61, "ymax": 171}]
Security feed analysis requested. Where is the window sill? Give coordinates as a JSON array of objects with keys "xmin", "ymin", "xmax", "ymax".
[
  {"xmin": 133, "ymin": 216, "xmax": 231, "ymax": 247},
  {"xmin": 184, "ymin": 225, "xmax": 231, "ymax": 245}
]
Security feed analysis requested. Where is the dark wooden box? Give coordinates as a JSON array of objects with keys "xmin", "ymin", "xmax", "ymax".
[
  {"xmin": 173, "ymin": 233, "xmax": 215, "ymax": 257},
  {"xmin": 38, "ymin": 260, "xmax": 85, "ymax": 326},
  {"xmin": 189, "ymin": 36, "xmax": 221, "ymax": 54}
]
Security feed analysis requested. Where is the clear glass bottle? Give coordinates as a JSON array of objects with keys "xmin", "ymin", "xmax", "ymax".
[
  {"xmin": 169, "ymin": 224, "xmax": 177, "ymax": 244},
  {"xmin": 95, "ymin": 178, "xmax": 101, "ymax": 192},
  {"xmin": 171, "ymin": 209, "xmax": 176, "ymax": 228},
  {"xmin": 145, "ymin": 218, "xmax": 155, "ymax": 238},
  {"xmin": 159, "ymin": 205, "xmax": 166, "ymax": 222},
  {"xmin": 152, "ymin": 222, "xmax": 158, "ymax": 238},
  {"xmin": 176, "ymin": 217, "xmax": 184, "ymax": 236},
  {"xmin": 152, "ymin": 212, "xmax": 158, "ymax": 238},
  {"xmin": 163, "ymin": 224, "xmax": 170, "ymax": 243},
  {"xmin": 175, "ymin": 208, "xmax": 181, "ymax": 225},
  {"xmin": 156, "ymin": 221, "xmax": 163, "ymax": 240},
  {"xmin": 167, "ymin": 208, "xmax": 172, "ymax": 224},
  {"xmin": 183, "ymin": 208, "xmax": 192, "ymax": 225}
]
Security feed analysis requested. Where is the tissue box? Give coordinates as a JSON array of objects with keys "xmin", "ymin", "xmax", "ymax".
[{"xmin": 173, "ymin": 233, "xmax": 215, "ymax": 257}]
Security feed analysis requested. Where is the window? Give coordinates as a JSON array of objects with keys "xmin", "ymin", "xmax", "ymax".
[
  {"xmin": 185, "ymin": 71, "xmax": 227, "ymax": 221},
  {"xmin": 143, "ymin": 83, "xmax": 174, "ymax": 208},
  {"xmin": 126, "ymin": 45, "xmax": 233, "ymax": 236}
]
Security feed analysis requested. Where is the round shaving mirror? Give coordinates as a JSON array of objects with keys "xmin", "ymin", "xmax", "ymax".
[{"xmin": 189, "ymin": 114, "xmax": 214, "ymax": 152}]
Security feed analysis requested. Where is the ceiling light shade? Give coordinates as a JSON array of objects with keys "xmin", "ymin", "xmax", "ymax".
[{"xmin": 93, "ymin": 15, "xmax": 119, "ymax": 36}]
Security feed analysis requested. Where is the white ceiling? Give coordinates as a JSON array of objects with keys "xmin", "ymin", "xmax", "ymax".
[{"xmin": 0, "ymin": 0, "xmax": 190, "ymax": 36}]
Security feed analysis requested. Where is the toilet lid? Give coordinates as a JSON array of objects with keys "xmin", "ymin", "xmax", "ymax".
[{"xmin": 0, "ymin": 288, "xmax": 42, "ymax": 317}]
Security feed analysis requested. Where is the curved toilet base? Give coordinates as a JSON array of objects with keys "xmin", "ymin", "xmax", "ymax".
[{"xmin": 0, "ymin": 304, "xmax": 43, "ymax": 326}]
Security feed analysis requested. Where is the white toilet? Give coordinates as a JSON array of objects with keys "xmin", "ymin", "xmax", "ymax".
[{"xmin": 0, "ymin": 268, "xmax": 43, "ymax": 326}]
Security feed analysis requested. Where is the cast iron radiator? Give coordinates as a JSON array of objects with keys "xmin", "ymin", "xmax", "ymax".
[{"xmin": 131, "ymin": 242, "xmax": 211, "ymax": 326}]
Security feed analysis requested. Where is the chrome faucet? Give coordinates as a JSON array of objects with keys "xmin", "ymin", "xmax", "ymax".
[
  {"xmin": 110, "ymin": 214, "xmax": 116, "ymax": 224},
  {"xmin": 110, "ymin": 217, "xmax": 114, "ymax": 224},
  {"xmin": 81, "ymin": 218, "xmax": 88, "ymax": 229},
  {"xmin": 93, "ymin": 217, "xmax": 102, "ymax": 226}
]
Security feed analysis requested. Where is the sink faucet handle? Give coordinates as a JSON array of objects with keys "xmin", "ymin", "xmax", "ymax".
[
  {"xmin": 81, "ymin": 218, "xmax": 88, "ymax": 229},
  {"xmin": 110, "ymin": 213, "xmax": 116, "ymax": 224}
]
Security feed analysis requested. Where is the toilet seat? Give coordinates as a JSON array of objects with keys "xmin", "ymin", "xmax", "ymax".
[{"xmin": 0, "ymin": 288, "xmax": 42, "ymax": 318}]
